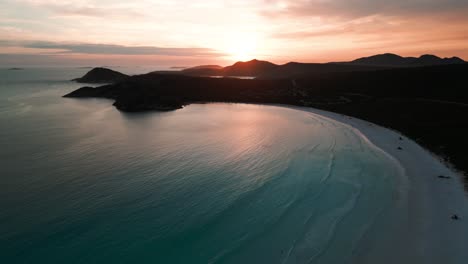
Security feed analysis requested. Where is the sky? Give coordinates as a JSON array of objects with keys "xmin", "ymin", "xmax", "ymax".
[{"xmin": 1, "ymin": 0, "xmax": 468, "ymax": 67}]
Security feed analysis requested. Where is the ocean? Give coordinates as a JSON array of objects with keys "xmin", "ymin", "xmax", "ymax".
[{"xmin": 0, "ymin": 67, "xmax": 401, "ymax": 263}]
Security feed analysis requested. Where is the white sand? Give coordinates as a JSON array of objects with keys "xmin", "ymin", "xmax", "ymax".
[{"xmin": 291, "ymin": 106, "xmax": 468, "ymax": 264}]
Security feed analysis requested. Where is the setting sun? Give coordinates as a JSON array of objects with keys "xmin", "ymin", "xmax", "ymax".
[{"xmin": 224, "ymin": 33, "xmax": 258, "ymax": 61}]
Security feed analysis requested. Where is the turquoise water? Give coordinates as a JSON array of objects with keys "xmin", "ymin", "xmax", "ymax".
[{"xmin": 0, "ymin": 68, "xmax": 401, "ymax": 263}]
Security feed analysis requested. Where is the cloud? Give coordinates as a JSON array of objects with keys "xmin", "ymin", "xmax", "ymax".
[
  {"xmin": 271, "ymin": 15, "xmax": 410, "ymax": 39},
  {"xmin": 0, "ymin": 53, "xmax": 227, "ymax": 67},
  {"xmin": 265, "ymin": 0, "xmax": 468, "ymax": 54},
  {"xmin": 48, "ymin": 6, "xmax": 143, "ymax": 18},
  {"xmin": 261, "ymin": 0, "xmax": 468, "ymax": 19},
  {"xmin": 0, "ymin": 40, "xmax": 226, "ymax": 57},
  {"xmin": 18, "ymin": 0, "xmax": 146, "ymax": 18},
  {"xmin": 2, "ymin": 0, "xmax": 467, "ymax": 64}
]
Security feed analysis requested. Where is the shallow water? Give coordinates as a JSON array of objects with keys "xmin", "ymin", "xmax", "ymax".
[{"xmin": 0, "ymin": 68, "xmax": 401, "ymax": 263}]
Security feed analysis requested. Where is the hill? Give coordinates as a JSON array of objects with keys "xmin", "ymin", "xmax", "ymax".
[
  {"xmin": 174, "ymin": 53, "xmax": 465, "ymax": 79},
  {"xmin": 348, "ymin": 53, "xmax": 465, "ymax": 67},
  {"xmin": 73, "ymin": 67, "xmax": 129, "ymax": 83},
  {"xmin": 222, "ymin": 59, "xmax": 278, "ymax": 76},
  {"xmin": 176, "ymin": 59, "xmax": 386, "ymax": 78}
]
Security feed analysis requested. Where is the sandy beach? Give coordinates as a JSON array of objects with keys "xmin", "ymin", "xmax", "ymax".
[{"xmin": 293, "ymin": 106, "xmax": 468, "ymax": 264}]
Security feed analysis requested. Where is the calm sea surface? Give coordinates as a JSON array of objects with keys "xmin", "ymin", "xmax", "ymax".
[{"xmin": 0, "ymin": 68, "xmax": 401, "ymax": 263}]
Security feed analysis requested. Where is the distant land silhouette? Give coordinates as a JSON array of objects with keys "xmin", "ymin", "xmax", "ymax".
[
  {"xmin": 178, "ymin": 59, "xmax": 382, "ymax": 78},
  {"xmin": 183, "ymin": 65, "xmax": 223, "ymax": 71},
  {"xmin": 169, "ymin": 53, "xmax": 466, "ymax": 79},
  {"xmin": 65, "ymin": 54, "xmax": 468, "ymax": 184},
  {"xmin": 347, "ymin": 53, "xmax": 465, "ymax": 67},
  {"xmin": 71, "ymin": 53, "xmax": 466, "ymax": 83}
]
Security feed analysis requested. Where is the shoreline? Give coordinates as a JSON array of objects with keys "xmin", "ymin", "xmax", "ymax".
[
  {"xmin": 289, "ymin": 105, "xmax": 468, "ymax": 263},
  {"xmin": 61, "ymin": 87, "xmax": 468, "ymax": 262},
  {"xmin": 170, "ymin": 101, "xmax": 467, "ymax": 262}
]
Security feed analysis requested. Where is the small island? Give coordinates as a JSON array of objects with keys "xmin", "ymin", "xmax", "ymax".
[{"xmin": 72, "ymin": 67, "xmax": 129, "ymax": 83}]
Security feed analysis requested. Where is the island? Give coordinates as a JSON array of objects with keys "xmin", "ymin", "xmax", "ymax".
[{"xmin": 72, "ymin": 67, "xmax": 129, "ymax": 83}]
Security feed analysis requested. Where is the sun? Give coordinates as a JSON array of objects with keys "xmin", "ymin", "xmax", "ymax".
[
  {"xmin": 227, "ymin": 41, "xmax": 255, "ymax": 61},
  {"xmin": 224, "ymin": 33, "xmax": 258, "ymax": 62}
]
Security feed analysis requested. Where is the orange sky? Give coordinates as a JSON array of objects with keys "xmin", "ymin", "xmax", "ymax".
[{"xmin": 1, "ymin": 0, "xmax": 467, "ymax": 66}]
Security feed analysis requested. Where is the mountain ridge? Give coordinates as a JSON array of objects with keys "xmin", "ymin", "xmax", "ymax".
[
  {"xmin": 179, "ymin": 53, "xmax": 465, "ymax": 78},
  {"xmin": 348, "ymin": 53, "xmax": 465, "ymax": 67}
]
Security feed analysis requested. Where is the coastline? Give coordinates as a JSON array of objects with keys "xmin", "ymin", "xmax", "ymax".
[
  {"xmin": 65, "ymin": 63, "xmax": 468, "ymax": 179},
  {"xmin": 290, "ymin": 105, "xmax": 468, "ymax": 263}
]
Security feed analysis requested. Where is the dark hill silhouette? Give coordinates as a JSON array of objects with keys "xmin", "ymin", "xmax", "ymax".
[
  {"xmin": 413, "ymin": 54, "xmax": 465, "ymax": 66},
  {"xmin": 178, "ymin": 59, "xmax": 386, "ymax": 78},
  {"xmin": 350, "ymin": 53, "xmax": 411, "ymax": 66},
  {"xmin": 73, "ymin": 67, "xmax": 129, "ymax": 83},
  {"xmin": 257, "ymin": 62, "xmax": 386, "ymax": 79},
  {"xmin": 73, "ymin": 54, "xmax": 467, "ymax": 83},
  {"xmin": 222, "ymin": 59, "xmax": 278, "ymax": 76},
  {"xmin": 180, "ymin": 59, "xmax": 279, "ymax": 77},
  {"xmin": 348, "ymin": 53, "xmax": 465, "ymax": 67},
  {"xmin": 172, "ymin": 53, "xmax": 466, "ymax": 79},
  {"xmin": 415, "ymin": 54, "xmax": 443, "ymax": 65}
]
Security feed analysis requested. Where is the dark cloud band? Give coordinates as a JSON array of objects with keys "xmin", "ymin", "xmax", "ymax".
[
  {"xmin": 262, "ymin": 0, "xmax": 468, "ymax": 19},
  {"xmin": 0, "ymin": 40, "xmax": 225, "ymax": 57}
]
